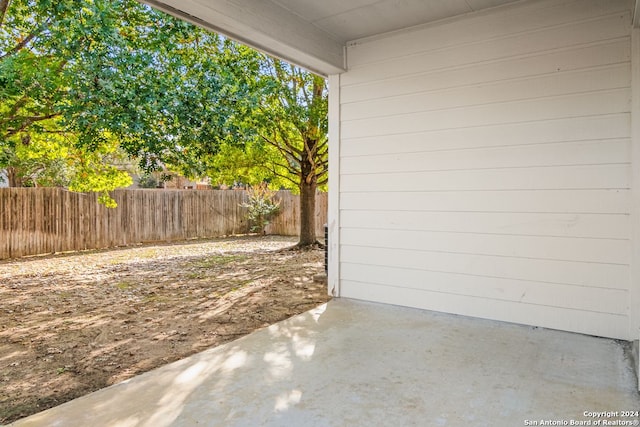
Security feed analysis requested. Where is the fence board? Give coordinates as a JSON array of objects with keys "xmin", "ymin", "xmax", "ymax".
[{"xmin": 0, "ymin": 188, "xmax": 327, "ymax": 259}]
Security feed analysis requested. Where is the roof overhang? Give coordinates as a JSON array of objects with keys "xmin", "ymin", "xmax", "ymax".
[
  {"xmin": 142, "ymin": 0, "xmax": 559, "ymax": 76},
  {"xmin": 143, "ymin": 0, "xmax": 345, "ymax": 76}
]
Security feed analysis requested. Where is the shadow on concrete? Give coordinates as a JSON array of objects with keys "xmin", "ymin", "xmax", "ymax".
[{"xmin": 11, "ymin": 300, "xmax": 640, "ymax": 427}]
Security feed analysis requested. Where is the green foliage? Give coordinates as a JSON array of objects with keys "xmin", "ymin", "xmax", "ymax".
[
  {"xmin": 255, "ymin": 59, "xmax": 328, "ymax": 188},
  {"xmin": 137, "ymin": 173, "xmax": 159, "ymax": 189},
  {"xmin": 240, "ymin": 183, "xmax": 281, "ymax": 234},
  {"xmin": 0, "ymin": 0, "xmax": 326, "ymax": 227},
  {"xmin": 208, "ymin": 140, "xmax": 295, "ymax": 191},
  {"xmin": 66, "ymin": 136, "xmax": 133, "ymax": 208},
  {"xmin": 194, "ymin": 58, "xmax": 328, "ymax": 199},
  {"xmin": 0, "ymin": 0, "xmax": 157, "ymax": 201},
  {"xmin": 207, "ymin": 58, "xmax": 327, "ymax": 244},
  {"xmin": 1, "ymin": 130, "xmax": 69, "ymax": 187},
  {"xmin": 0, "ymin": 121, "xmax": 132, "ymax": 205},
  {"xmin": 0, "ymin": 0, "xmax": 258, "ymax": 202}
]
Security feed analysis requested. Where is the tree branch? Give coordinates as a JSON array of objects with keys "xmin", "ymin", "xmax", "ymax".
[
  {"xmin": 316, "ymin": 159, "xmax": 328, "ymax": 169},
  {"xmin": 316, "ymin": 144, "xmax": 328, "ymax": 157},
  {"xmin": 267, "ymin": 157, "xmax": 300, "ymax": 177},
  {"xmin": 1, "ymin": 16, "xmax": 53, "ymax": 60},
  {"xmin": 0, "ymin": 0, "xmax": 10, "ymax": 29},
  {"xmin": 314, "ymin": 162, "xmax": 328, "ymax": 176},
  {"xmin": 268, "ymin": 166, "xmax": 299, "ymax": 186},
  {"xmin": 0, "ymin": 95, "xmax": 29, "ymax": 125},
  {"xmin": 1, "ymin": 32, "xmax": 36, "ymax": 59},
  {"xmin": 271, "ymin": 143, "xmax": 299, "ymax": 173},
  {"xmin": 260, "ymin": 134, "xmax": 300, "ymax": 161},
  {"xmin": 6, "ymin": 112, "xmax": 60, "ymax": 137},
  {"xmin": 303, "ymin": 137, "xmax": 319, "ymax": 167},
  {"xmin": 297, "ymin": 68, "xmax": 311, "ymax": 106},
  {"xmin": 275, "ymin": 130, "xmax": 304, "ymax": 158}
]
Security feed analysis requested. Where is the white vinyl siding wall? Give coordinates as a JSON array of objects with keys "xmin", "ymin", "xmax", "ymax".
[{"xmin": 338, "ymin": 0, "xmax": 633, "ymax": 339}]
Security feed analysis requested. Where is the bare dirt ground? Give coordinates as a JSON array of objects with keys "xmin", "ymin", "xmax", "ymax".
[{"xmin": 0, "ymin": 235, "xmax": 330, "ymax": 424}]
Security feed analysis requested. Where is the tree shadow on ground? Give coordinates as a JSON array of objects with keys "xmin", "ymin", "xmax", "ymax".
[{"xmin": 0, "ymin": 236, "xmax": 330, "ymax": 424}]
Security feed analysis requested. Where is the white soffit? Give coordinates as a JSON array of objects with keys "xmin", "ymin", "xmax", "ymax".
[
  {"xmin": 143, "ymin": 0, "xmax": 525, "ymax": 75},
  {"xmin": 273, "ymin": 0, "xmax": 524, "ymax": 42},
  {"xmin": 142, "ymin": 0, "xmax": 346, "ymax": 75}
]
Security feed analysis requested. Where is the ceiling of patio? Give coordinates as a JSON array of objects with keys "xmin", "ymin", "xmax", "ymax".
[
  {"xmin": 142, "ymin": 0, "xmax": 528, "ymax": 74},
  {"xmin": 269, "ymin": 0, "xmax": 523, "ymax": 41}
]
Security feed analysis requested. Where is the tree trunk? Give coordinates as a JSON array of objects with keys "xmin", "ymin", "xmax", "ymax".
[
  {"xmin": 6, "ymin": 166, "xmax": 22, "ymax": 187},
  {"xmin": 298, "ymin": 178, "xmax": 317, "ymax": 246}
]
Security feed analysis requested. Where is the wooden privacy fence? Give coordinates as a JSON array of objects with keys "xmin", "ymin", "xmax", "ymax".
[{"xmin": 0, "ymin": 188, "xmax": 328, "ymax": 259}]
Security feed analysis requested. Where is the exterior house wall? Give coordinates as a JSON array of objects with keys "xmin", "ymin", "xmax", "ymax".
[{"xmin": 337, "ymin": 0, "xmax": 634, "ymax": 339}]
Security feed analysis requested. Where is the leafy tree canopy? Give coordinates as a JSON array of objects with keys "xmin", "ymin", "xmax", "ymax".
[
  {"xmin": 0, "ymin": 0, "xmax": 261, "ymax": 201},
  {"xmin": 209, "ymin": 58, "xmax": 328, "ymax": 245},
  {"xmin": 162, "ymin": 54, "xmax": 329, "ymax": 245},
  {"xmin": 1, "ymin": 0, "xmax": 328, "ymax": 244},
  {"xmin": 0, "ymin": 119, "xmax": 132, "ymax": 207}
]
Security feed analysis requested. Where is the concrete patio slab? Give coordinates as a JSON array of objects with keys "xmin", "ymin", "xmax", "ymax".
[{"xmin": 10, "ymin": 299, "xmax": 640, "ymax": 427}]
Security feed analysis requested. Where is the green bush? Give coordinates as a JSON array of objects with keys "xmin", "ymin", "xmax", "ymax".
[{"xmin": 240, "ymin": 184, "xmax": 280, "ymax": 234}]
